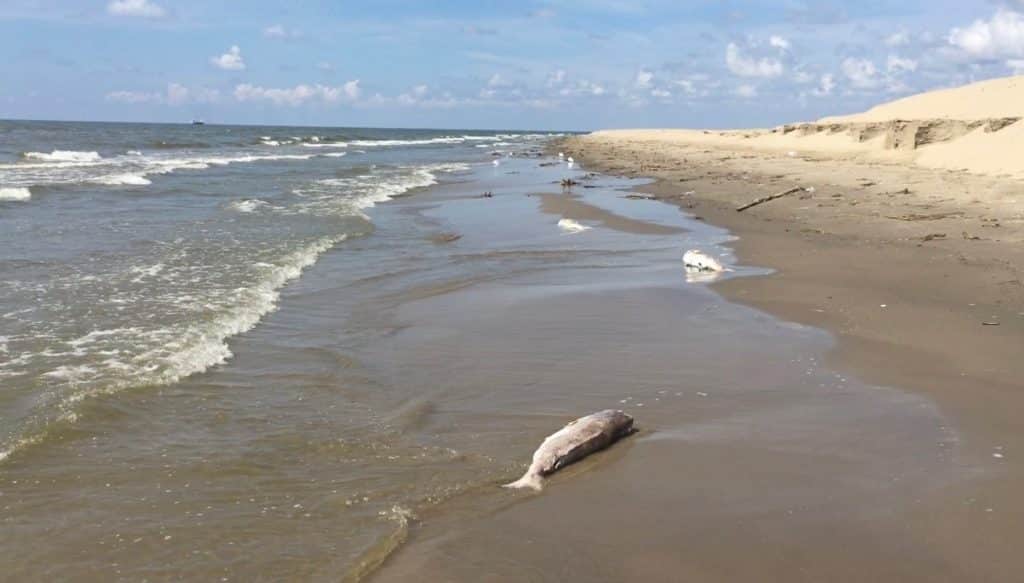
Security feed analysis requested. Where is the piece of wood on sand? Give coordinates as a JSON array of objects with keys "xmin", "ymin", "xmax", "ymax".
[{"xmin": 736, "ymin": 187, "xmax": 806, "ymax": 212}]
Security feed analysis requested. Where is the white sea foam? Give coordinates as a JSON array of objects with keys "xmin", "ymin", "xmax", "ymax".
[
  {"xmin": 43, "ymin": 364, "xmax": 98, "ymax": 382},
  {"xmin": 0, "ymin": 187, "xmax": 31, "ymax": 200},
  {"xmin": 24, "ymin": 150, "xmax": 102, "ymax": 163},
  {"xmin": 293, "ymin": 163, "xmax": 469, "ymax": 216},
  {"xmin": 228, "ymin": 198, "xmax": 270, "ymax": 213},
  {"xmin": 348, "ymin": 137, "xmax": 465, "ymax": 147},
  {"xmin": 301, "ymin": 141, "xmax": 349, "ymax": 148},
  {"xmin": 128, "ymin": 263, "xmax": 166, "ymax": 282},
  {"xmin": 2, "ymin": 151, "xmax": 319, "ymax": 189},
  {"xmin": 323, "ymin": 152, "xmax": 348, "ymax": 158},
  {"xmin": 145, "ymin": 153, "xmax": 317, "ymax": 175},
  {"xmin": 122, "ymin": 235, "xmax": 346, "ymax": 390},
  {"xmin": 95, "ymin": 173, "xmax": 152, "ymax": 186},
  {"xmin": 0, "ymin": 235, "xmax": 348, "ymax": 465}
]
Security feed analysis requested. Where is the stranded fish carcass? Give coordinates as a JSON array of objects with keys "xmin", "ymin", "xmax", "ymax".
[
  {"xmin": 504, "ymin": 409, "xmax": 635, "ymax": 491},
  {"xmin": 682, "ymin": 249, "xmax": 726, "ymax": 273}
]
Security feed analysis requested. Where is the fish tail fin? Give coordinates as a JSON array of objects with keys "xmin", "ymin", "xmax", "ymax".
[{"xmin": 503, "ymin": 472, "xmax": 543, "ymax": 491}]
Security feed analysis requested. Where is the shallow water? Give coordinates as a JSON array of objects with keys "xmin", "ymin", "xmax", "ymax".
[{"xmin": 0, "ymin": 122, "xmax": 965, "ymax": 581}]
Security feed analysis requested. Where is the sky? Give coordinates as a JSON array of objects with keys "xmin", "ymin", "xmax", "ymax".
[{"xmin": 2, "ymin": 1, "xmax": 1024, "ymax": 130}]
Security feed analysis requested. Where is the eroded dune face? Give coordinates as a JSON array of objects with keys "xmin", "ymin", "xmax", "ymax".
[{"xmin": 772, "ymin": 117, "xmax": 1020, "ymax": 152}]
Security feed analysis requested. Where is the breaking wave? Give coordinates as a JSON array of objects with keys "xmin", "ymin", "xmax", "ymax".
[
  {"xmin": 23, "ymin": 150, "xmax": 102, "ymax": 163},
  {"xmin": 227, "ymin": 198, "xmax": 271, "ymax": 213},
  {"xmin": 95, "ymin": 173, "xmax": 152, "ymax": 186},
  {"xmin": 0, "ymin": 151, "xmax": 319, "ymax": 192},
  {"xmin": 291, "ymin": 163, "xmax": 469, "ymax": 216},
  {"xmin": 0, "ymin": 235, "xmax": 347, "ymax": 464}
]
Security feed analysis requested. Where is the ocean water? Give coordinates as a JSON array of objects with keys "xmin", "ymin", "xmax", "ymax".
[
  {"xmin": 0, "ymin": 121, "xmax": 958, "ymax": 581},
  {"xmin": 0, "ymin": 121, "xmax": 552, "ymax": 463}
]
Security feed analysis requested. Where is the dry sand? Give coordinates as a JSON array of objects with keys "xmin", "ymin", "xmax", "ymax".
[
  {"xmin": 595, "ymin": 75, "xmax": 1024, "ymax": 180},
  {"xmin": 550, "ymin": 76, "xmax": 1024, "ymax": 581}
]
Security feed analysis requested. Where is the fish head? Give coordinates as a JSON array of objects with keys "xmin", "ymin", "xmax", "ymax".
[{"xmin": 595, "ymin": 409, "xmax": 636, "ymax": 437}]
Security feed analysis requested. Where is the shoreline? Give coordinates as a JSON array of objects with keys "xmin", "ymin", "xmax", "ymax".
[
  {"xmin": 369, "ymin": 154, "xmax": 974, "ymax": 581},
  {"xmin": 560, "ymin": 132, "xmax": 1024, "ymax": 579}
]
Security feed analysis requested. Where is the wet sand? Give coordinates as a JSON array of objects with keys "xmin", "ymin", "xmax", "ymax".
[
  {"xmin": 537, "ymin": 133, "xmax": 1024, "ymax": 581},
  {"xmin": 369, "ymin": 159, "xmax": 1005, "ymax": 580}
]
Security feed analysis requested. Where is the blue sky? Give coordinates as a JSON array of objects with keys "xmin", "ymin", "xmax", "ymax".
[{"xmin": 2, "ymin": 0, "xmax": 1024, "ymax": 130}]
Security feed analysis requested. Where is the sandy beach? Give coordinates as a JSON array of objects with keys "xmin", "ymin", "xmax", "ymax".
[
  {"xmin": 537, "ymin": 78, "xmax": 1024, "ymax": 581},
  {"xmin": 361, "ymin": 77, "xmax": 1024, "ymax": 582}
]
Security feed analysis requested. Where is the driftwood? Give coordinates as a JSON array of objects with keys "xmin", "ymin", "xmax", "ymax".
[{"xmin": 736, "ymin": 187, "xmax": 806, "ymax": 212}]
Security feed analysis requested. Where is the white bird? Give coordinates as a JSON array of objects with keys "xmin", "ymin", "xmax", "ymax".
[
  {"xmin": 558, "ymin": 152, "xmax": 565, "ymax": 159},
  {"xmin": 492, "ymin": 159, "xmax": 500, "ymax": 167},
  {"xmin": 558, "ymin": 218, "xmax": 591, "ymax": 234},
  {"xmin": 682, "ymin": 249, "xmax": 726, "ymax": 273},
  {"xmin": 567, "ymin": 156, "xmax": 575, "ymax": 169}
]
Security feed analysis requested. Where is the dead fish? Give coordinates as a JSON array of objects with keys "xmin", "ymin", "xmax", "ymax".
[
  {"xmin": 504, "ymin": 410, "xmax": 635, "ymax": 491},
  {"xmin": 683, "ymin": 249, "xmax": 726, "ymax": 273},
  {"xmin": 558, "ymin": 218, "xmax": 591, "ymax": 234}
]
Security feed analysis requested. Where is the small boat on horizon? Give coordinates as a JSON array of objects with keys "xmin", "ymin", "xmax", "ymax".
[{"xmin": 191, "ymin": 119, "xmax": 206, "ymax": 126}]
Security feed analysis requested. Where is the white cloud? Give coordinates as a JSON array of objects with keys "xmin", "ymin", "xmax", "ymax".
[
  {"xmin": 1009, "ymin": 59, "xmax": 1024, "ymax": 73},
  {"xmin": 949, "ymin": 9, "xmax": 1024, "ymax": 59},
  {"xmin": 886, "ymin": 55, "xmax": 918, "ymax": 73},
  {"xmin": 769, "ymin": 35, "xmax": 790, "ymax": 50},
  {"xmin": 841, "ymin": 57, "xmax": 879, "ymax": 89},
  {"xmin": 233, "ymin": 82, "xmax": 360, "ymax": 106},
  {"xmin": 673, "ymin": 79, "xmax": 697, "ymax": 95},
  {"xmin": 726, "ymin": 43, "xmax": 783, "ymax": 78},
  {"xmin": 211, "ymin": 46, "xmax": 245, "ymax": 71},
  {"xmin": 886, "ymin": 31, "xmax": 910, "ymax": 47},
  {"xmin": 734, "ymin": 84, "xmax": 758, "ymax": 98},
  {"xmin": 106, "ymin": 90, "xmax": 158, "ymax": 104},
  {"xmin": 634, "ymin": 70, "xmax": 654, "ymax": 88},
  {"xmin": 397, "ymin": 84, "xmax": 432, "ymax": 105},
  {"xmin": 264, "ymin": 24, "xmax": 301, "ymax": 39},
  {"xmin": 487, "ymin": 73, "xmax": 509, "ymax": 88},
  {"xmin": 792, "ymin": 69, "xmax": 815, "ymax": 84},
  {"xmin": 559, "ymin": 79, "xmax": 606, "ymax": 97},
  {"xmin": 811, "ymin": 74, "xmax": 836, "ymax": 96},
  {"xmin": 106, "ymin": 83, "xmax": 219, "ymax": 105},
  {"xmin": 651, "ymin": 88, "xmax": 672, "ymax": 99},
  {"xmin": 547, "ymin": 69, "xmax": 567, "ymax": 87},
  {"xmin": 107, "ymin": 0, "xmax": 164, "ymax": 18}
]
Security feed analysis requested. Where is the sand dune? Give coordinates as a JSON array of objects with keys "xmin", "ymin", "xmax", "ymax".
[
  {"xmin": 593, "ymin": 75, "xmax": 1024, "ymax": 180},
  {"xmin": 822, "ymin": 75, "xmax": 1024, "ymax": 122}
]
